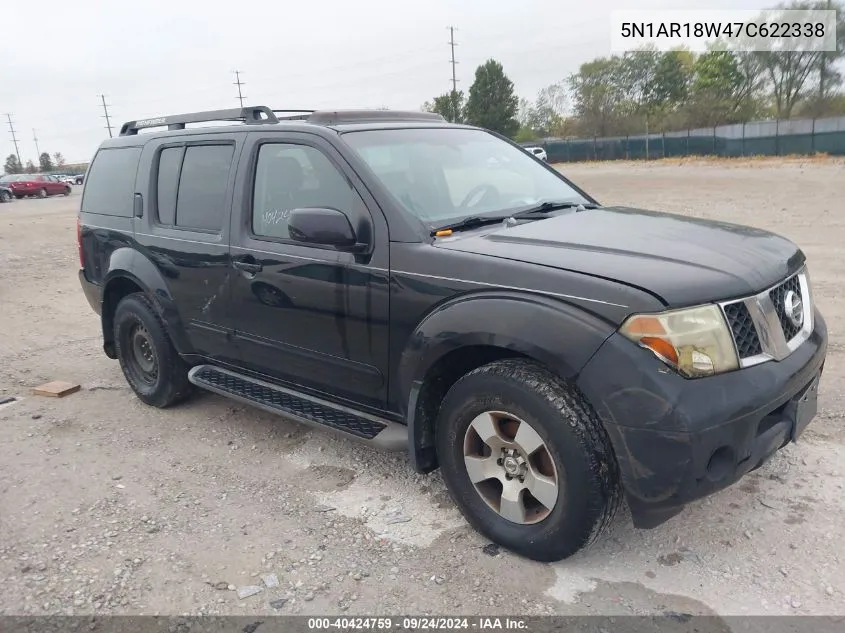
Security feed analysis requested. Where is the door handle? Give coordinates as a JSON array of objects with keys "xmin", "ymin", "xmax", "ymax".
[{"xmin": 233, "ymin": 258, "xmax": 263, "ymax": 274}]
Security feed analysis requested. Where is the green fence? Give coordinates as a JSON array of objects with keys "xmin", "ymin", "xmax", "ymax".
[{"xmin": 536, "ymin": 116, "xmax": 845, "ymax": 163}]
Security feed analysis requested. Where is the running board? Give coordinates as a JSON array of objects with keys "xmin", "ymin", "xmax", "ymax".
[{"xmin": 188, "ymin": 365, "xmax": 407, "ymax": 451}]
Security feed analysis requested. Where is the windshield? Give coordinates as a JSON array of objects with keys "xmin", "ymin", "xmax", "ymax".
[
  {"xmin": 342, "ymin": 128, "xmax": 589, "ymax": 225},
  {"xmin": 0, "ymin": 175, "xmax": 29, "ymax": 182}
]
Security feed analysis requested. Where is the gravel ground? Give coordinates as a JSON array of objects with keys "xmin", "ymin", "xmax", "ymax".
[{"xmin": 1, "ymin": 158, "xmax": 843, "ymax": 618}]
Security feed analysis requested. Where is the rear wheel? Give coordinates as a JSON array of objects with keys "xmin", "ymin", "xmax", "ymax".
[
  {"xmin": 0, "ymin": 190, "xmax": 10, "ymax": 203},
  {"xmin": 37, "ymin": 188, "xmax": 47, "ymax": 199},
  {"xmin": 114, "ymin": 293, "xmax": 193, "ymax": 408},
  {"xmin": 436, "ymin": 359, "xmax": 621, "ymax": 562}
]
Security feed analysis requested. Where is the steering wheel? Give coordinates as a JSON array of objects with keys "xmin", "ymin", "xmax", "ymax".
[{"xmin": 459, "ymin": 183, "xmax": 499, "ymax": 209}]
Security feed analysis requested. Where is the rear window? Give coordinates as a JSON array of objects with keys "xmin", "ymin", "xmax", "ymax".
[
  {"xmin": 81, "ymin": 147, "xmax": 142, "ymax": 216},
  {"xmin": 154, "ymin": 144, "xmax": 234, "ymax": 232}
]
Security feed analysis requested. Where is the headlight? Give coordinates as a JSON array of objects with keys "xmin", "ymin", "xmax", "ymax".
[{"xmin": 619, "ymin": 304, "xmax": 738, "ymax": 378}]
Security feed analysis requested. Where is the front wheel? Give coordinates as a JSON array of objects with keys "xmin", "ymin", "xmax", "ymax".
[
  {"xmin": 436, "ymin": 359, "xmax": 621, "ymax": 562},
  {"xmin": 63, "ymin": 186, "xmax": 71, "ymax": 196},
  {"xmin": 37, "ymin": 188, "xmax": 47, "ymax": 199},
  {"xmin": 0, "ymin": 190, "xmax": 10, "ymax": 203},
  {"xmin": 114, "ymin": 293, "xmax": 193, "ymax": 408}
]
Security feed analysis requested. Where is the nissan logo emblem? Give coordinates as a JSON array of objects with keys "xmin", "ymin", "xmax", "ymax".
[{"xmin": 783, "ymin": 290, "xmax": 804, "ymax": 329}]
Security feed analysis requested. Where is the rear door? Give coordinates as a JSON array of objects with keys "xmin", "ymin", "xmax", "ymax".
[{"xmin": 135, "ymin": 132, "xmax": 245, "ymax": 363}]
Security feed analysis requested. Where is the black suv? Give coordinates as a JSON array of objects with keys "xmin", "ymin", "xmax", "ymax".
[{"xmin": 77, "ymin": 105, "xmax": 827, "ymax": 562}]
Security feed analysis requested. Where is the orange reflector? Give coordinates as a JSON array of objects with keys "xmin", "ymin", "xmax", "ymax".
[
  {"xmin": 434, "ymin": 229, "xmax": 453, "ymax": 237},
  {"xmin": 640, "ymin": 336, "xmax": 679, "ymax": 365}
]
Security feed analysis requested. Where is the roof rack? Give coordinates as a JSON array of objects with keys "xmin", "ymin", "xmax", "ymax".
[
  {"xmin": 117, "ymin": 106, "xmax": 447, "ymax": 136},
  {"xmin": 119, "ymin": 105, "xmax": 278, "ymax": 136},
  {"xmin": 306, "ymin": 110, "xmax": 445, "ymax": 125}
]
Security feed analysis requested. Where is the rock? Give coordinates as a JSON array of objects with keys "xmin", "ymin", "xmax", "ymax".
[
  {"xmin": 482, "ymin": 543, "xmax": 500, "ymax": 556},
  {"xmin": 385, "ymin": 514, "xmax": 411, "ymax": 525},
  {"xmin": 435, "ymin": 577, "xmax": 445, "ymax": 585},
  {"xmin": 236, "ymin": 585, "xmax": 262, "ymax": 599},
  {"xmin": 826, "ymin": 586, "xmax": 835, "ymax": 596},
  {"xmin": 269, "ymin": 598, "xmax": 288, "ymax": 610},
  {"xmin": 352, "ymin": 573, "xmax": 362, "ymax": 581},
  {"xmin": 743, "ymin": 530, "xmax": 753, "ymax": 539},
  {"xmin": 32, "ymin": 414, "xmax": 42, "ymax": 420},
  {"xmin": 112, "ymin": 475, "xmax": 123, "ymax": 481},
  {"xmin": 304, "ymin": 592, "xmax": 315, "ymax": 601},
  {"xmin": 227, "ymin": 584, "xmax": 236, "ymax": 591},
  {"xmin": 779, "ymin": 567, "xmax": 788, "ymax": 576},
  {"xmin": 390, "ymin": 567, "xmax": 399, "ymax": 574},
  {"xmin": 213, "ymin": 582, "xmax": 229, "ymax": 590},
  {"xmin": 790, "ymin": 597, "xmax": 802, "ymax": 609},
  {"xmin": 262, "ymin": 574, "xmax": 279, "ymax": 589},
  {"xmin": 314, "ymin": 505, "xmax": 336, "ymax": 513}
]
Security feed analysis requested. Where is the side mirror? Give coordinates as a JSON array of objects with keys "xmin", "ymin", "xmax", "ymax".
[{"xmin": 287, "ymin": 207, "xmax": 362, "ymax": 250}]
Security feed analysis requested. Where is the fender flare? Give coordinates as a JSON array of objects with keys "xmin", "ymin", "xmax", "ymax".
[
  {"xmin": 101, "ymin": 247, "xmax": 193, "ymax": 356},
  {"xmin": 397, "ymin": 291, "xmax": 618, "ymax": 471}
]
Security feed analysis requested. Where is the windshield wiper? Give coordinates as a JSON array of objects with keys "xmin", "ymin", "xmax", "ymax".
[
  {"xmin": 508, "ymin": 200, "xmax": 598, "ymax": 220},
  {"xmin": 430, "ymin": 215, "xmax": 510, "ymax": 236}
]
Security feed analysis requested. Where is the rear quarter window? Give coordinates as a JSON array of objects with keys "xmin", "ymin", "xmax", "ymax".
[{"xmin": 81, "ymin": 147, "xmax": 142, "ymax": 216}]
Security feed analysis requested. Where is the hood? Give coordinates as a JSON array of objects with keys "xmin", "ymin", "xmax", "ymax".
[{"xmin": 435, "ymin": 206, "xmax": 804, "ymax": 307}]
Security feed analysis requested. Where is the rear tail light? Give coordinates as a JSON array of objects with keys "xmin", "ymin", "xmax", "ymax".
[{"xmin": 77, "ymin": 216, "xmax": 85, "ymax": 268}]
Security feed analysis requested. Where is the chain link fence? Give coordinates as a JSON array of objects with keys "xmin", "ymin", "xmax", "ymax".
[{"xmin": 534, "ymin": 115, "xmax": 845, "ymax": 163}]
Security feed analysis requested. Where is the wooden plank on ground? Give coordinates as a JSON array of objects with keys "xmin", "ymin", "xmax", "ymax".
[{"xmin": 31, "ymin": 381, "xmax": 81, "ymax": 398}]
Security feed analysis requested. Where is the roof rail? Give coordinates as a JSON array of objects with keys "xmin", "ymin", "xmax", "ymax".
[
  {"xmin": 306, "ymin": 110, "xmax": 445, "ymax": 125},
  {"xmin": 118, "ymin": 105, "xmax": 278, "ymax": 136}
]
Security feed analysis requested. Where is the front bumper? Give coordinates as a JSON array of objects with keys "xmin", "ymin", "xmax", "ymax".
[{"xmin": 576, "ymin": 308, "xmax": 828, "ymax": 528}]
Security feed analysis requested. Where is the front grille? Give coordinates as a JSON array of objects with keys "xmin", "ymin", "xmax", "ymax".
[
  {"xmin": 723, "ymin": 302, "xmax": 762, "ymax": 358},
  {"xmin": 769, "ymin": 274, "xmax": 803, "ymax": 341}
]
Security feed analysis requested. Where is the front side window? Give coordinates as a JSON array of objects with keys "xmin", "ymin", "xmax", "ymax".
[
  {"xmin": 252, "ymin": 143, "xmax": 359, "ymax": 240},
  {"xmin": 342, "ymin": 128, "xmax": 588, "ymax": 226}
]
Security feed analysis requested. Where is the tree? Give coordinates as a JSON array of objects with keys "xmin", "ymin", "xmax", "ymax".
[
  {"xmin": 651, "ymin": 49, "xmax": 694, "ymax": 109},
  {"xmin": 423, "ymin": 90, "xmax": 464, "ymax": 123},
  {"xmin": 39, "ymin": 152, "xmax": 54, "ymax": 172},
  {"xmin": 568, "ymin": 57, "xmax": 625, "ymax": 136},
  {"xmin": 4, "ymin": 154, "xmax": 22, "ymax": 174},
  {"xmin": 53, "ymin": 152, "xmax": 66, "ymax": 168},
  {"xmin": 753, "ymin": 1, "xmax": 845, "ymax": 118},
  {"xmin": 25, "ymin": 160, "xmax": 37, "ymax": 174},
  {"xmin": 464, "ymin": 59, "xmax": 519, "ymax": 137}
]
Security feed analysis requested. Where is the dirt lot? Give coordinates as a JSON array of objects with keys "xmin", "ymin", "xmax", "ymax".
[{"xmin": 1, "ymin": 159, "xmax": 844, "ymax": 618}]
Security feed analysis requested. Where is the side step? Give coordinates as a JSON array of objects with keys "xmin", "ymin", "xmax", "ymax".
[{"xmin": 188, "ymin": 365, "xmax": 407, "ymax": 451}]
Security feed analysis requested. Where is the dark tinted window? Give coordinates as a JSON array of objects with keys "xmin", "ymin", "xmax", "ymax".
[
  {"xmin": 156, "ymin": 147, "xmax": 183, "ymax": 225},
  {"xmin": 175, "ymin": 144, "xmax": 234, "ymax": 231},
  {"xmin": 81, "ymin": 147, "xmax": 142, "ymax": 216},
  {"xmin": 252, "ymin": 143, "xmax": 358, "ymax": 240}
]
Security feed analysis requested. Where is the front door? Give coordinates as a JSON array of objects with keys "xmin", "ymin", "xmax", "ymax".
[{"xmin": 228, "ymin": 132, "xmax": 391, "ymax": 410}]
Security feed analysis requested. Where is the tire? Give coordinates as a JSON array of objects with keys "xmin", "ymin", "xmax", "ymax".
[
  {"xmin": 113, "ymin": 293, "xmax": 193, "ymax": 408},
  {"xmin": 63, "ymin": 186, "xmax": 71, "ymax": 196},
  {"xmin": 0, "ymin": 190, "xmax": 10, "ymax": 203},
  {"xmin": 37, "ymin": 188, "xmax": 47, "ymax": 199},
  {"xmin": 435, "ymin": 359, "xmax": 621, "ymax": 562}
]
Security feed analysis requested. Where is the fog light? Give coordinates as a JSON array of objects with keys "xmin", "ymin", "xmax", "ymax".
[{"xmin": 706, "ymin": 446, "xmax": 734, "ymax": 482}]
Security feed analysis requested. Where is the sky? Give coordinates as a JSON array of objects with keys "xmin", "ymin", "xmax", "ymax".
[{"xmin": 2, "ymin": 0, "xmax": 776, "ymax": 164}]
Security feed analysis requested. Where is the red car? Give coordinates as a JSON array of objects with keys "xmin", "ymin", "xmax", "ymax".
[{"xmin": 0, "ymin": 174, "xmax": 72, "ymax": 198}]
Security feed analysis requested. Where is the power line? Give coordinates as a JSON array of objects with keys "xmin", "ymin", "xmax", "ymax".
[
  {"xmin": 234, "ymin": 70, "xmax": 246, "ymax": 108},
  {"xmin": 5, "ymin": 114, "xmax": 22, "ymax": 167},
  {"xmin": 33, "ymin": 129, "xmax": 41, "ymax": 158},
  {"xmin": 99, "ymin": 95, "xmax": 113, "ymax": 138}
]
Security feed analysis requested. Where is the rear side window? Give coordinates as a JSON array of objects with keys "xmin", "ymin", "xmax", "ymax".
[
  {"xmin": 81, "ymin": 147, "xmax": 142, "ymax": 216},
  {"xmin": 154, "ymin": 144, "xmax": 234, "ymax": 232}
]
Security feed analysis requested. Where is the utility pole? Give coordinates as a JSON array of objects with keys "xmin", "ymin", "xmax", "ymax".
[
  {"xmin": 819, "ymin": 0, "xmax": 832, "ymax": 101},
  {"xmin": 5, "ymin": 114, "xmax": 22, "ymax": 167},
  {"xmin": 234, "ymin": 70, "xmax": 246, "ymax": 108},
  {"xmin": 447, "ymin": 26, "xmax": 460, "ymax": 122},
  {"xmin": 33, "ymin": 129, "xmax": 41, "ymax": 159},
  {"xmin": 99, "ymin": 95, "xmax": 113, "ymax": 138}
]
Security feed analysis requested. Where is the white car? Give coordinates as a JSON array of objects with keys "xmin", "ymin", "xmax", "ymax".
[{"xmin": 525, "ymin": 146, "xmax": 548, "ymax": 162}]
